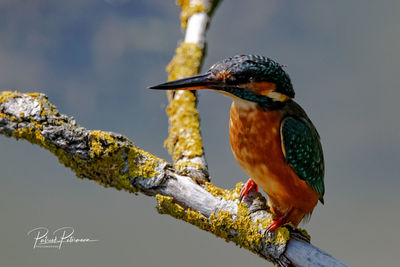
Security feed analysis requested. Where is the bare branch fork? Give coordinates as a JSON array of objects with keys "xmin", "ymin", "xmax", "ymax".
[{"xmin": 0, "ymin": 1, "xmax": 349, "ymax": 267}]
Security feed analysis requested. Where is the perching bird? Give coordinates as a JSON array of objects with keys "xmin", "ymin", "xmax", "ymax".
[{"xmin": 149, "ymin": 55, "xmax": 324, "ymax": 231}]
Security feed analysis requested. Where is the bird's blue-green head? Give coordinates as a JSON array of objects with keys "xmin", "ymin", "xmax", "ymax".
[{"xmin": 149, "ymin": 55, "xmax": 294, "ymax": 109}]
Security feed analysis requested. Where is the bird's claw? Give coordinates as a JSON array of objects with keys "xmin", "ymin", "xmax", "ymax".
[
  {"xmin": 266, "ymin": 218, "xmax": 283, "ymax": 232},
  {"xmin": 239, "ymin": 178, "xmax": 258, "ymax": 202},
  {"xmin": 266, "ymin": 220, "xmax": 279, "ymax": 232}
]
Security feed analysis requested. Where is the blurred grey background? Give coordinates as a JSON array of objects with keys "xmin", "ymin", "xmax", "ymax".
[{"xmin": 1, "ymin": 0, "xmax": 399, "ymax": 266}]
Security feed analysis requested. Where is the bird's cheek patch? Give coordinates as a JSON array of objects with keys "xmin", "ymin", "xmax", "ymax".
[
  {"xmin": 244, "ymin": 81, "xmax": 290, "ymax": 102},
  {"xmin": 242, "ymin": 81, "xmax": 276, "ymax": 96}
]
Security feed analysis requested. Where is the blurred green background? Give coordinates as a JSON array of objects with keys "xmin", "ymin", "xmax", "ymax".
[{"xmin": 1, "ymin": 0, "xmax": 399, "ymax": 266}]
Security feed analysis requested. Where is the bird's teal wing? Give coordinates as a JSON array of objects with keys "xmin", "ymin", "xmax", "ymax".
[{"xmin": 280, "ymin": 116, "xmax": 325, "ymax": 203}]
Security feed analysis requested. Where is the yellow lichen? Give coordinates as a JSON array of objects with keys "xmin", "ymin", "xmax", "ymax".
[
  {"xmin": 176, "ymin": 0, "xmax": 206, "ymax": 29},
  {"xmin": 48, "ymin": 102, "xmax": 60, "ymax": 116},
  {"xmin": 166, "ymin": 42, "xmax": 203, "ymax": 81},
  {"xmin": 0, "ymin": 91, "xmax": 19, "ymax": 103},
  {"xmin": 156, "ymin": 194, "xmax": 212, "ymax": 231},
  {"xmin": 271, "ymin": 227, "xmax": 290, "ymax": 245},
  {"xmin": 165, "ymin": 91, "xmax": 203, "ymax": 160},
  {"xmin": 128, "ymin": 147, "xmax": 164, "ymax": 179},
  {"xmin": 174, "ymin": 160, "xmax": 203, "ymax": 173},
  {"xmin": 208, "ymin": 202, "xmax": 265, "ymax": 251},
  {"xmin": 164, "ymin": 42, "xmax": 205, "ymax": 176},
  {"xmin": 205, "ymin": 182, "xmax": 243, "ymax": 201},
  {"xmin": 26, "ymin": 92, "xmax": 40, "ymax": 98},
  {"xmin": 155, "ymin": 194, "xmax": 288, "ymax": 254},
  {"xmin": 186, "ymin": 208, "xmax": 209, "ymax": 230},
  {"xmin": 13, "ymin": 127, "xmax": 40, "ymax": 144},
  {"xmin": 260, "ymin": 218, "xmax": 291, "ymax": 246},
  {"xmin": 76, "ymin": 144, "xmax": 134, "ymax": 192},
  {"xmin": 34, "ymin": 129, "xmax": 45, "ymax": 143},
  {"xmin": 204, "ymin": 182, "xmax": 290, "ymax": 246},
  {"xmin": 156, "ymin": 194, "xmax": 186, "ymax": 219},
  {"xmin": 89, "ymin": 130, "xmax": 119, "ymax": 158},
  {"xmin": 86, "ymin": 130, "xmax": 139, "ymax": 192}
]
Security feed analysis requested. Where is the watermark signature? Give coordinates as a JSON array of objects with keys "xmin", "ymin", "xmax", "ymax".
[{"xmin": 27, "ymin": 227, "xmax": 98, "ymax": 249}]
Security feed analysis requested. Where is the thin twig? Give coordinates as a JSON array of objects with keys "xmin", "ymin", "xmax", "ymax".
[{"xmin": 163, "ymin": 0, "xmax": 221, "ymax": 182}]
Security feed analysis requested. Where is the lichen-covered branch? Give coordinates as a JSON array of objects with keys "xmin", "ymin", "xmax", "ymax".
[
  {"xmin": 0, "ymin": 91, "xmax": 168, "ymax": 193},
  {"xmin": 163, "ymin": 0, "xmax": 221, "ymax": 182},
  {"xmin": 0, "ymin": 91, "xmax": 349, "ymax": 267}
]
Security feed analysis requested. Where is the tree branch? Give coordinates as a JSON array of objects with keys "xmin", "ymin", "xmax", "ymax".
[
  {"xmin": 163, "ymin": 0, "xmax": 221, "ymax": 182},
  {"xmin": 0, "ymin": 91, "xmax": 349, "ymax": 267}
]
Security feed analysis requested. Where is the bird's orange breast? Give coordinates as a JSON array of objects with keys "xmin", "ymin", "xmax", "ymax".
[{"xmin": 229, "ymin": 101, "xmax": 318, "ymax": 218}]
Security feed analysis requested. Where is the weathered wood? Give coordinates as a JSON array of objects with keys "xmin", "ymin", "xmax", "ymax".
[{"xmin": 286, "ymin": 240, "xmax": 350, "ymax": 267}]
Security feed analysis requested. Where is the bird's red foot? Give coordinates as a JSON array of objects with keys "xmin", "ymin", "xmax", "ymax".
[
  {"xmin": 266, "ymin": 218, "xmax": 284, "ymax": 232},
  {"xmin": 239, "ymin": 179, "xmax": 258, "ymax": 202}
]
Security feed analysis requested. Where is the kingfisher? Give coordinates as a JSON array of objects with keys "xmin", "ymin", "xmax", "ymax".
[{"xmin": 149, "ymin": 55, "xmax": 325, "ymax": 231}]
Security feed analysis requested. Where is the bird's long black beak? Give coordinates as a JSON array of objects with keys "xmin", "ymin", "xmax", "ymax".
[{"xmin": 149, "ymin": 73, "xmax": 221, "ymax": 91}]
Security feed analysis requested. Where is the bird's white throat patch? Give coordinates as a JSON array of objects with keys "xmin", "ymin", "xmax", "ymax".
[
  {"xmin": 267, "ymin": 92, "xmax": 290, "ymax": 102},
  {"xmin": 233, "ymin": 98, "xmax": 258, "ymax": 110}
]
